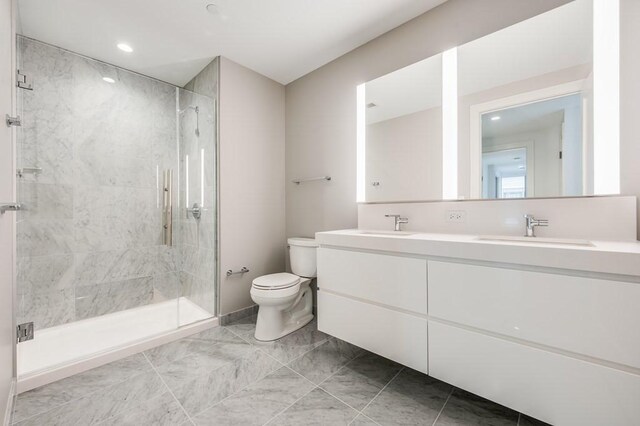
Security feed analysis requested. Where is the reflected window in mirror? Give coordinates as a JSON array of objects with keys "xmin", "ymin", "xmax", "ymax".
[{"xmin": 481, "ymin": 93, "xmax": 583, "ymax": 199}]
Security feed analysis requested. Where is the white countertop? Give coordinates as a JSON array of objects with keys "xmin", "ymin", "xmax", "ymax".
[{"xmin": 316, "ymin": 229, "xmax": 640, "ymax": 277}]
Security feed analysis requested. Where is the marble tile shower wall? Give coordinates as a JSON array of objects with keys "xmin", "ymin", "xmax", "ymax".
[
  {"xmin": 16, "ymin": 37, "xmax": 180, "ymax": 330},
  {"xmin": 177, "ymin": 88, "xmax": 216, "ymax": 314}
]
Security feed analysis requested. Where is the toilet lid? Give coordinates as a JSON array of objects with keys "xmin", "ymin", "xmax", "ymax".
[{"xmin": 252, "ymin": 273, "xmax": 300, "ymax": 290}]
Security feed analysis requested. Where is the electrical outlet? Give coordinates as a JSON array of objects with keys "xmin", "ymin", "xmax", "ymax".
[{"xmin": 447, "ymin": 210, "xmax": 466, "ymax": 223}]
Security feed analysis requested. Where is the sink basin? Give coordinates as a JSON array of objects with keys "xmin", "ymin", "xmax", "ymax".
[
  {"xmin": 476, "ymin": 235, "xmax": 594, "ymax": 247},
  {"xmin": 358, "ymin": 230, "xmax": 417, "ymax": 237}
]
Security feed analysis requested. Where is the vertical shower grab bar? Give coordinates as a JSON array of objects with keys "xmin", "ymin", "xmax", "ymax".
[{"xmin": 163, "ymin": 169, "xmax": 173, "ymax": 246}]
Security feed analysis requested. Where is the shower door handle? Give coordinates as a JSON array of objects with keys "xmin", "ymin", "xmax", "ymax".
[{"xmin": 162, "ymin": 170, "xmax": 173, "ymax": 246}]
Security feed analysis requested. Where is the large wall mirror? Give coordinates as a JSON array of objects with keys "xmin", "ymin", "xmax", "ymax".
[
  {"xmin": 364, "ymin": 54, "xmax": 443, "ymax": 202},
  {"xmin": 357, "ymin": 0, "xmax": 619, "ymax": 203}
]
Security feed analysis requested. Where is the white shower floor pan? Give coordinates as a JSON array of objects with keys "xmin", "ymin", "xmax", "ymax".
[{"xmin": 17, "ymin": 297, "xmax": 216, "ymax": 392}]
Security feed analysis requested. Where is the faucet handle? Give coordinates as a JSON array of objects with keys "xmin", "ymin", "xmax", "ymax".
[
  {"xmin": 385, "ymin": 214, "xmax": 400, "ymax": 218},
  {"xmin": 537, "ymin": 219, "xmax": 549, "ymax": 226}
]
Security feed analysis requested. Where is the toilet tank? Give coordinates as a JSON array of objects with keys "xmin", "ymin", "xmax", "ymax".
[{"xmin": 288, "ymin": 237, "xmax": 318, "ymax": 278}]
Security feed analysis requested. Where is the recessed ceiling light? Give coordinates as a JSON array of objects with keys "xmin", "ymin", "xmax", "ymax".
[
  {"xmin": 102, "ymin": 77, "xmax": 115, "ymax": 83},
  {"xmin": 491, "ymin": 116, "xmax": 501, "ymax": 121},
  {"xmin": 117, "ymin": 43, "xmax": 133, "ymax": 53}
]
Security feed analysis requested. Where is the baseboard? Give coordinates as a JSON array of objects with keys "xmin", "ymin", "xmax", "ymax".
[
  {"xmin": 3, "ymin": 379, "xmax": 15, "ymax": 426},
  {"xmin": 220, "ymin": 305, "xmax": 258, "ymax": 325}
]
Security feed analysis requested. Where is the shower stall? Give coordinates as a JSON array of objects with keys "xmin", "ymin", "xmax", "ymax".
[{"xmin": 14, "ymin": 37, "xmax": 218, "ymax": 388}]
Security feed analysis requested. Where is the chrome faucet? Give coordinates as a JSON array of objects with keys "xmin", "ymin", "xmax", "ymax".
[
  {"xmin": 385, "ymin": 214, "xmax": 409, "ymax": 231},
  {"xmin": 524, "ymin": 214, "xmax": 548, "ymax": 237}
]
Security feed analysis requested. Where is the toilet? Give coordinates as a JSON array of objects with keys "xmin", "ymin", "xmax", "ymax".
[{"xmin": 250, "ymin": 237, "xmax": 318, "ymax": 341}]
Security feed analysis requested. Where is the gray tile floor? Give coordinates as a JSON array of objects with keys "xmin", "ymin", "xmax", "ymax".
[{"xmin": 12, "ymin": 316, "xmax": 550, "ymax": 426}]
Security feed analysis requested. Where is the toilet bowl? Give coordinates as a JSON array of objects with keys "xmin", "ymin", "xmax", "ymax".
[{"xmin": 250, "ymin": 237, "xmax": 318, "ymax": 341}]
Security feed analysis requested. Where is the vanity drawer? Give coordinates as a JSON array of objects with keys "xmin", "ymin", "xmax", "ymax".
[
  {"xmin": 428, "ymin": 321, "xmax": 640, "ymax": 426},
  {"xmin": 428, "ymin": 260, "xmax": 640, "ymax": 368},
  {"xmin": 318, "ymin": 248, "xmax": 427, "ymax": 314},
  {"xmin": 318, "ymin": 290, "xmax": 427, "ymax": 373}
]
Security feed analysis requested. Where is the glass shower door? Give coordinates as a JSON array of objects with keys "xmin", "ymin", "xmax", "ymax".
[
  {"xmin": 176, "ymin": 88, "xmax": 217, "ymax": 325},
  {"xmin": 14, "ymin": 37, "xmax": 217, "ymax": 379},
  {"xmin": 14, "ymin": 36, "xmax": 186, "ymax": 377}
]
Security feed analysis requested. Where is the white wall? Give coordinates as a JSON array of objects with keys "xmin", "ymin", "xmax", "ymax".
[
  {"xmin": 219, "ymin": 57, "xmax": 286, "ymax": 315},
  {"xmin": 285, "ymin": 0, "xmax": 572, "ymax": 239},
  {"xmin": 286, "ymin": 0, "xmax": 640, "ymax": 241},
  {"xmin": 359, "ymin": 196, "xmax": 637, "ymax": 242},
  {"xmin": 366, "ymin": 107, "xmax": 442, "ymax": 202},
  {"xmin": 0, "ymin": 0, "xmax": 16, "ymax": 421}
]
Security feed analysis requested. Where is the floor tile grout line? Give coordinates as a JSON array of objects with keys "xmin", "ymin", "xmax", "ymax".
[
  {"xmin": 292, "ymin": 352, "xmax": 367, "ymax": 414},
  {"xmin": 93, "ymin": 389, "xmax": 177, "ymax": 426},
  {"xmin": 430, "ymin": 386, "xmax": 455, "ymax": 426},
  {"xmin": 11, "ymin": 356, "xmax": 155, "ymax": 425},
  {"xmin": 186, "ymin": 347, "xmax": 286, "ymax": 420},
  {"xmin": 223, "ymin": 330, "xmax": 366, "ymax": 423},
  {"xmin": 315, "ymin": 346, "xmax": 395, "ymax": 392},
  {"xmin": 316, "ymin": 349, "xmax": 369, "ymax": 388},
  {"xmin": 313, "ymin": 353, "xmax": 392, "ymax": 420},
  {"xmin": 224, "ymin": 319, "xmax": 334, "ymax": 369},
  {"xmin": 358, "ymin": 366, "xmax": 405, "ymax": 417},
  {"xmin": 142, "ymin": 327, "xmax": 249, "ymax": 375},
  {"xmin": 316, "ymin": 383, "xmax": 373, "ymax": 419},
  {"xmin": 142, "ymin": 351, "xmax": 194, "ymax": 424},
  {"xmin": 283, "ymin": 341, "xmax": 366, "ymax": 392},
  {"xmin": 261, "ymin": 385, "xmax": 317, "ymax": 426},
  {"xmin": 311, "ymin": 351, "xmax": 386, "ymax": 416},
  {"xmin": 222, "ymin": 320, "xmax": 369, "ymax": 423},
  {"xmin": 223, "ymin": 324, "xmax": 300, "ymax": 373},
  {"xmin": 185, "ymin": 369, "xmax": 267, "ymax": 421},
  {"xmin": 348, "ymin": 412, "xmax": 382, "ymax": 426},
  {"xmin": 280, "ymin": 334, "xmax": 334, "ymax": 366},
  {"xmin": 360, "ymin": 413, "xmax": 384, "ymax": 426}
]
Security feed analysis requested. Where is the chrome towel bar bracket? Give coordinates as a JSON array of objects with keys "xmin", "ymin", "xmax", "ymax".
[
  {"xmin": 0, "ymin": 203, "xmax": 21, "ymax": 214},
  {"xmin": 227, "ymin": 267, "xmax": 249, "ymax": 277},
  {"xmin": 16, "ymin": 167, "xmax": 42, "ymax": 178}
]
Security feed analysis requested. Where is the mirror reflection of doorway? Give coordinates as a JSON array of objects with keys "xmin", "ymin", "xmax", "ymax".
[
  {"xmin": 482, "ymin": 147, "xmax": 530, "ymax": 199},
  {"xmin": 480, "ymin": 92, "xmax": 582, "ymax": 199}
]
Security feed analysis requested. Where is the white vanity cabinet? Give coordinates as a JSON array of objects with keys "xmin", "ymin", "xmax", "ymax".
[
  {"xmin": 317, "ymin": 248, "xmax": 428, "ymax": 372},
  {"xmin": 427, "ymin": 260, "xmax": 640, "ymax": 426},
  {"xmin": 428, "ymin": 261, "xmax": 640, "ymax": 368},
  {"xmin": 316, "ymin": 234, "xmax": 640, "ymax": 426}
]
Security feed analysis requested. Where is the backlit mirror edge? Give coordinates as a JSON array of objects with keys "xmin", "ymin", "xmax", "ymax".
[{"xmin": 356, "ymin": 0, "xmax": 620, "ymax": 204}]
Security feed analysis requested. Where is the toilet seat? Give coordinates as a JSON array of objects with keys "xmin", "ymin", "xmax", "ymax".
[{"xmin": 252, "ymin": 272, "xmax": 300, "ymax": 290}]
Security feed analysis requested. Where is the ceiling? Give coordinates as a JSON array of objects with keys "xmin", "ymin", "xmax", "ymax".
[
  {"xmin": 365, "ymin": 53, "xmax": 442, "ymax": 124},
  {"xmin": 482, "ymin": 93, "xmax": 581, "ymax": 139},
  {"xmin": 17, "ymin": 0, "xmax": 447, "ymax": 86},
  {"xmin": 483, "ymin": 147, "xmax": 527, "ymax": 177},
  {"xmin": 458, "ymin": 0, "xmax": 592, "ymax": 97}
]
